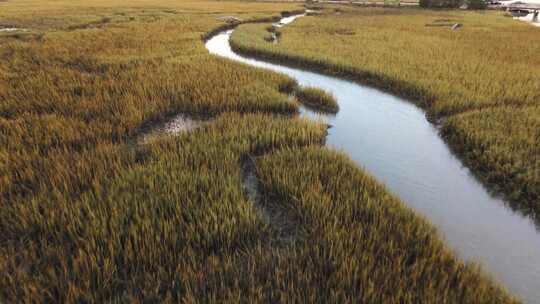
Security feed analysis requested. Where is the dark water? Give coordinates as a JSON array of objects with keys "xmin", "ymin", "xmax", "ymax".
[{"xmin": 205, "ymin": 16, "xmax": 540, "ymax": 303}]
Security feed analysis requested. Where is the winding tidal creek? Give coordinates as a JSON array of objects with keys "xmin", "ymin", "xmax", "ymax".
[{"xmin": 205, "ymin": 15, "xmax": 540, "ymax": 303}]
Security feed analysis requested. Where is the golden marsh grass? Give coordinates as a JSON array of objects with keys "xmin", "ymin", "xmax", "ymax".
[
  {"xmin": 296, "ymin": 86, "xmax": 339, "ymax": 113},
  {"xmin": 0, "ymin": 0, "xmax": 519, "ymax": 301}
]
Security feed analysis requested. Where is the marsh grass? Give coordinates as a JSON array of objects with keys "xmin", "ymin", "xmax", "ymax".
[
  {"xmin": 442, "ymin": 105, "xmax": 540, "ymax": 217},
  {"xmin": 254, "ymin": 147, "xmax": 517, "ymax": 303},
  {"xmin": 0, "ymin": 113, "xmax": 328, "ymax": 302},
  {"xmin": 295, "ymin": 86, "xmax": 339, "ymax": 113},
  {"xmin": 0, "ymin": 0, "xmax": 519, "ymax": 301},
  {"xmin": 230, "ymin": 6, "xmax": 540, "ymax": 216}
]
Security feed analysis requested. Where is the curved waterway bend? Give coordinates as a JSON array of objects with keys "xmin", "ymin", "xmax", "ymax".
[{"xmin": 205, "ymin": 15, "xmax": 540, "ymax": 303}]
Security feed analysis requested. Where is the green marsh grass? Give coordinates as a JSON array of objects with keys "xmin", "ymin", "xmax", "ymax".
[{"xmin": 230, "ymin": 6, "xmax": 540, "ymax": 217}]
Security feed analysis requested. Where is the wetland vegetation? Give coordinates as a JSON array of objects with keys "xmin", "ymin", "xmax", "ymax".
[
  {"xmin": 0, "ymin": 0, "xmax": 525, "ymax": 302},
  {"xmin": 296, "ymin": 86, "xmax": 339, "ymax": 113},
  {"xmin": 230, "ymin": 6, "xmax": 540, "ymax": 218}
]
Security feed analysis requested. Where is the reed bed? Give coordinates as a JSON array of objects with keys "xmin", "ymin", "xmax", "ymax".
[
  {"xmin": 230, "ymin": 6, "xmax": 540, "ymax": 216},
  {"xmin": 0, "ymin": 0, "xmax": 519, "ymax": 301}
]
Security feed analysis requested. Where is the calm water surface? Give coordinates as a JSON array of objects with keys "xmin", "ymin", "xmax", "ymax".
[{"xmin": 205, "ymin": 16, "xmax": 540, "ymax": 303}]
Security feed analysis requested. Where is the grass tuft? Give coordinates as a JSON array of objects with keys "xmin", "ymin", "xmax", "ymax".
[{"xmin": 296, "ymin": 86, "xmax": 339, "ymax": 113}]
